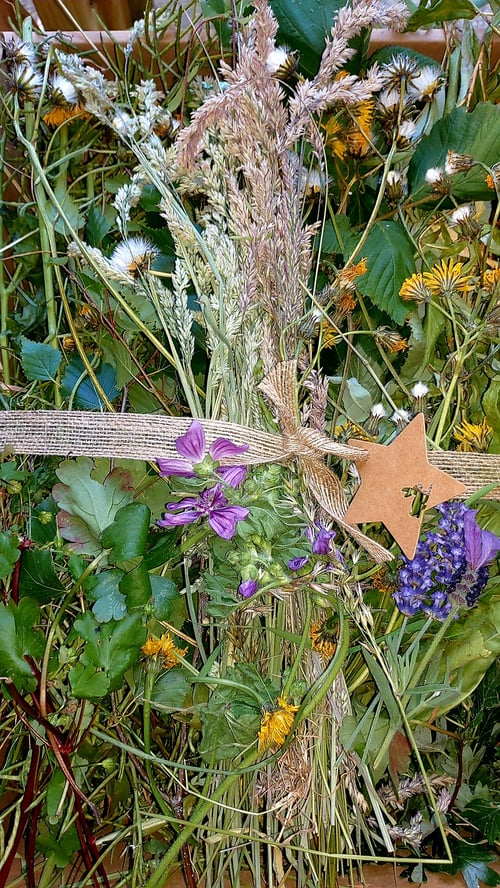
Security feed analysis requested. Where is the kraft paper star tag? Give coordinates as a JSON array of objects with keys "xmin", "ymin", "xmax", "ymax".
[{"xmin": 343, "ymin": 413, "xmax": 466, "ymax": 559}]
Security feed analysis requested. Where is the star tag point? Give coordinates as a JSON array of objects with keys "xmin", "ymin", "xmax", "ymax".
[{"xmin": 343, "ymin": 413, "xmax": 466, "ymax": 559}]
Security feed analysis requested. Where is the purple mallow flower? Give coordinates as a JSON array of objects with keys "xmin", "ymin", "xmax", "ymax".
[
  {"xmin": 394, "ymin": 502, "xmax": 500, "ymax": 620},
  {"xmin": 158, "ymin": 484, "xmax": 249, "ymax": 540},
  {"xmin": 288, "ymin": 523, "xmax": 336, "ymax": 571},
  {"xmin": 239, "ymin": 578, "xmax": 258, "ymax": 598},
  {"xmin": 464, "ymin": 509, "xmax": 500, "ymax": 569},
  {"xmin": 158, "ymin": 420, "xmax": 248, "ymax": 488}
]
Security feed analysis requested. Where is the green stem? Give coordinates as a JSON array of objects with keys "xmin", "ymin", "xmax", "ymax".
[
  {"xmin": 142, "ymin": 749, "xmax": 259, "ymax": 888},
  {"xmin": 0, "ymin": 132, "xmax": 10, "ymax": 388},
  {"xmin": 143, "ymin": 668, "xmax": 173, "ymax": 816},
  {"xmin": 282, "ymin": 595, "xmax": 312, "ymax": 698}
]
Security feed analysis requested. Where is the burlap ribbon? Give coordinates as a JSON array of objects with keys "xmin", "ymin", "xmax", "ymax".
[{"xmin": 1, "ymin": 361, "xmax": 499, "ymax": 563}]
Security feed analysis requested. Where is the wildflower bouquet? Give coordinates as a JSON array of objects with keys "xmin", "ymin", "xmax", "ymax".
[{"xmin": 0, "ymin": 1, "xmax": 499, "ymax": 886}]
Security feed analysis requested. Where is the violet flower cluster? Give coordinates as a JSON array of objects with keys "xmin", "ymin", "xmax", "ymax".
[
  {"xmin": 395, "ymin": 501, "xmax": 500, "ymax": 620},
  {"xmin": 157, "ymin": 421, "xmax": 249, "ymax": 541}
]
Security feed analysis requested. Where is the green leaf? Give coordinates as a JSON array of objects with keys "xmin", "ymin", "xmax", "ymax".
[
  {"xmin": 68, "ymin": 662, "xmax": 110, "ymax": 698},
  {"xmin": 36, "ymin": 822, "xmax": 80, "ymax": 867},
  {"xmin": 149, "ymin": 667, "xmax": 192, "ymax": 712},
  {"xmin": 53, "ymin": 457, "xmax": 134, "ymax": 556},
  {"xmin": 101, "ymin": 503, "xmax": 150, "ymax": 568},
  {"xmin": 0, "ymin": 599, "xmax": 45, "ymax": 692},
  {"xmin": 355, "ymin": 221, "xmax": 415, "ymax": 324},
  {"xmin": 269, "ymin": 0, "xmax": 347, "ymax": 76},
  {"xmin": 343, "ymin": 377, "xmax": 373, "ymax": 423},
  {"xmin": 18, "ymin": 548, "xmax": 65, "ymax": 603},
  {"xmin": 409, "ymin": 103, "xmax": 500, "ymax": 203},
  {"xmin": 45, "ymin": 181, "xmax": 84, "ymax": 236},
  {"xmin": 463, "ymin": 799, "xmax": 500, "ymax": 845},
  {"xmin": 19, "ymin": 336, "xmax": 62, "ymax": 382},
  {"xmin": 440, "ymin": 839, "xmax": 500, "ymax": 888},
  {"xmin": 88, "ymin": 569, "xmax": 127, "ymax": 622},
  {"xmin": 61, "ymin": 356, "xmax": 119, "ymax": 409},
  {"xmin": 71, "ymin": 611, "xmax": 145, "ymax": 697},
  {"xmin": 150, "ymin": 575, "xmax": 178, "ymax": 620},
  {"xmin": 119, "ymin": 561, "xmax": 152, "ymax": 610},
  {"xmin": 407, "ymin": 0, "xmax": 476, "ymax": 30},
  {"xmin": 0, "ymin": 531, "xmax": 20, "ymax": 580},
  {"xmin": 483, "ymin": 377, "xmax": 500, "ymax": 452},
  {"xmin": 85, "ymin": 203, "xmax": 111, "ymax": 247}
]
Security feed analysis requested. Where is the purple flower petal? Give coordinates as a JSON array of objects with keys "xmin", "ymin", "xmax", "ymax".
[
  {"xmin": 210, "ymin": 437, "xmax": 249, "ymax": 460},
  {"xmin": 239, "ymin": 578, "xmax": 258, "ymax": 598},
  {"xmin": 208, "ymin": 505, "xmax": 249, "ymax": 540},
  {"xmin": 464, "ymin": 509, "xmax": 500, "ymax": 569},
  {"xmin": 166, "ymin": 495, "xmax": 200, "ymax": 509},
  {"xmin": 175, "ymin": 420, "xmax": 206, "ymax": 462},
  {"xmin": 312, "ymin": 526, "xmax": 336, "ymax": 555},
  {"xmin": 158, "ymin": 509, "xmax": 199, "ymax": 528},
  {"xmin": 288, "ymin": 556, "xmax": 309, "ymax": 571},
  {"xmin": 157, "ymin": 457, "xmax": 196, "ymax": 477},
  {"xmin": 216, "ymin": 465, "xmax": 248, "ymax": 488}
]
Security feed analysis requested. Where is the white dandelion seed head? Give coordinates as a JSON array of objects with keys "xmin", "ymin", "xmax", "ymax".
[
  {"xmin": 409, "ymin": 66, "xmax": 444, "ymax": 99},
  {"xmin": 376, "ymin": 87, "xmax": 401, "ymax": 110},
  {"xmin": 387, "ymin": 171, "xmax": 403, "ymax": 186},
  {"xmin": 425, "ymin": 166, "xmax": 444, "ymax": 185},
  {"xmin": 410, "ymin": 382, "xmax": 429, "ymax": 399},
  {"xmin": 397, "ymin": 120, "xmax": 417, "ymax": 143},
  {"xmin": 109, "ymin": 237, "xmax": 158, "ymax": 275},
  {"xmin": 11, "ymin": 64, "xmax": 43, "ymax": 98},
  {"xmin": 391, "ymin": 408, "xmax": 412, "ymax": 425},
  {"xmin": 50, "ymin": 73, "xmax": 78, "ymax": 105},
  {"xmin": 2, "ymin": 36, "xmax": 37, "ymax": 66},
  {"xmin": 370, "ymin": 403, "xmax": 387, "ymax": 419},
  {"xmin": 266, "ymin": 46, "xmax": 291, "ymax": 74},
  {"xmin": 450, "ymin": 204, "xmax": 475, "ymax": 226}
]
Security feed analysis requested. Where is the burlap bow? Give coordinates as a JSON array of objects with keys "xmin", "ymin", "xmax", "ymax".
[{"xmin": 1, "ymin": 361, "xmax": 498, "ymax": 562}]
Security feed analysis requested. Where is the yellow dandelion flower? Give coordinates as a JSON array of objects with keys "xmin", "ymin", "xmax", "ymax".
[
  {"xmin": 258, "ymin": 696, "xmax": 300, "ymax": 753},
  {"xmin": 322, "ymin": 117, "xmax": 347, "ymax": 160},
  {"xmin": 486, "ymin": 173, "xmax": 495, "ymax": 190},
  {"xmin": 142, "ymin": 633, "xmax": 188, "ymax": 670},
  {"xmin": 345, "ymin": 101, "xmax": 374, "ymax": 156},
  {"xmin": 374, "ymin": 326, "xmax": 408, "ymax": 353},
  {"xmin": 42, "ymin": 105, "xmax": 88, "ymax": 127},
  {"xmin": 422, "ymin": 258, "xmax": 474, "ymax": 298},
  {"xmin": 310, "ymin": 619, "xmax": 339, "ymax": 661},
  {"xmin": 371, "ymin": 567, "xmax": 397, "ymax": 594},
  {"xmin": 338, "ymin": 259, "xmax": 367, "ymax": 283},
  {"xmin": 399, "ymin": 273, "xmax": 431, "ymax": 303},
  {"xmin": 454, "ymin": 417, "xmax": 492, "ymax": 452},
  {"xmin": 481, "ymin": 268, "xmax": 500, "ymax": 293}
]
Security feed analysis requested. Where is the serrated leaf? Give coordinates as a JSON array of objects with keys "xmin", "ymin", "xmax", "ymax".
[
  {"xmin": 463, "ymin": 799, "xmax": 500, "ymax": 845},
  {"xmin": 19, "ymin": 548, "xmax": 65, "ymax": 603},
  {"xmin": 53, "ymin": 457, "xmax": 134, "ymax": 556},
  {"xmin": 0, "ymin": 599, "xmax": 45, "ymax": 692},
  {"xmin": 409, "ymin": 103, "xmax": 500, "ymax": 203},
  {"xmin": 0, "ymin": 531, "xmax": 20, "ymax": 580},
  {"xmin": 19, "ymin": 336, "xmax": 62, "ymax": 382},
  {"xmin": 36, "ymin": 823, "xmax": 80, "ymax": 867},
  {"xmin": 442, "ymin": 840, "xmax": 500, "ymax": 888},
  {"xmin": 101, "ymin": 503, "xmax": 150, "ymax": 567},
  {"xmin": 60, "ymin": 355, "xmax": 119, "ymax": 409},
  {"xmin": 88, "ymin": 569, "xmax": 127, "ymax": 622},
  {"xmin": 406, "ymin": 0, "xmax": 476, "ymax": 29},
  {"xmin": 355, "ymin": 221, "xmax": 415, "ymax": 324}
]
